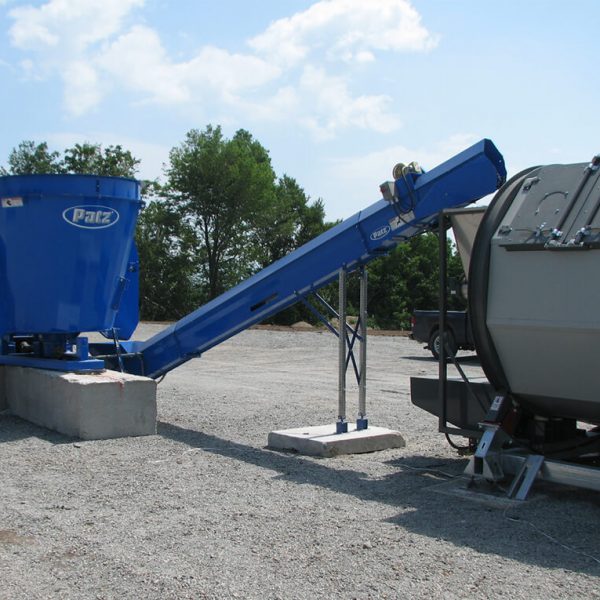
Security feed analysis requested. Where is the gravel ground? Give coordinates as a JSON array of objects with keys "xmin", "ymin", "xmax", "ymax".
[{"xmin": 0, "ymin": 323, "xmax": 598, "ymax": 599}]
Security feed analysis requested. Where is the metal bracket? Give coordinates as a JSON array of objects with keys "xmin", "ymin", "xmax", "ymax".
[
  {"xmin": 464, "ymin": 395, "xmax": 515, "ymax": 482},
  {"xmin": 522, "ymin": 176, "xmax": 540, "ymax": 191},
  {"xmin": 465, "ymin": 425, "xmax": 506, "ymax": 482},
  {"xmin": 0, "ymin": 335, "xmax": 105, "ymax": 373},
  {"xmin": 507, "ymin": 454, "xmax": 545, "ymax": 500}
]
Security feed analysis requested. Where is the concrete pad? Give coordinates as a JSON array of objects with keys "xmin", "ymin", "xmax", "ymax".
[
  {"xmin": 5, "ymin": 366, "xmax": 157, "ymax": 440},
  {"xmin": 268, "ymin": 423, "xmax": 405, "ymax": 457}
]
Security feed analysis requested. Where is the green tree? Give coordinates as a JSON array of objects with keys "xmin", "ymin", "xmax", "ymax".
[
  {"xmin": 1, "ymin": 140, "xmax": 140, "ymax": 178},
  {"xmin": 253, "ymin": 175, "xmax": 330, "ymax": 267},
  {"xmin": 165, "ymin": 125, "xmax": 277, "ymax": 299},
  {"xmin": 2, "ymin": 140, "xmax": 63, "ymax": 175},
  {"xmin": 365, "ymin": 233, "xmax": 465, "ymax": 330},
  {"xmin": 136, "ymin": 192, "xmax": 201, "ymax": 320},
  {"xmin": 256, "ymin": 176, "xmax": 337, "ymax": 325},
  {"xmin": 62, "ymin": 143, "xmax": 139, "ymax": 177}
]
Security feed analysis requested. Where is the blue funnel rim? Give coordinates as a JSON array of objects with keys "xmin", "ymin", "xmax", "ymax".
[
  {"xmin": 0, "ymin": 173, "xmax": 142, "ymax": 201},
  {"xmin": 0, "ymin": 173, "xmax": 139, "ymax": 184}
]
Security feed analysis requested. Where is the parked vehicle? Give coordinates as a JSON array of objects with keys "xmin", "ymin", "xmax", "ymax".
[
  {"xmin": 410, "ymin": 309, "xmax": 474, "ymax": 360},
  {"xmin": 409, "ymin": 206, "xmax": 485, "ymax": 360}
]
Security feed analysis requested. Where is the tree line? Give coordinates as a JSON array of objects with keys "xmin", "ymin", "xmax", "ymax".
[{"xmin": 1, "ymin": 129, "xmax": 464, "ymax": 329}]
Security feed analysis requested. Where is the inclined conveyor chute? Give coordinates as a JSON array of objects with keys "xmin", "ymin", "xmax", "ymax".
[
  {"xmin": 0, "ymin": 139, "xmax": 505, "ymax": 376},
  {"xmin": 112, "ymin": 139, "xmax": 505, "ymax": 379}
]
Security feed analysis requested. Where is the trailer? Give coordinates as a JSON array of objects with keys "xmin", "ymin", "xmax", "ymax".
[{"xmin": 411, "ymin": 157, "xmax": 600, "ymax": 498}]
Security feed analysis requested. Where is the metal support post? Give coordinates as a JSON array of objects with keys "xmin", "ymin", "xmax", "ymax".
[
  {"xmin": 110, "ymin": 328, "xmax": 125, "ymax": 372},
  {"xmin": 357, "ymin": 267, "xmax": 368, "ymax": 430},
  {"xmin": 337, "ymin": 268, "xmax": 348, "ymax": 434},
  {"xmin": 438, "ymin": 211, "xmax": 448, "ymax": 432}
]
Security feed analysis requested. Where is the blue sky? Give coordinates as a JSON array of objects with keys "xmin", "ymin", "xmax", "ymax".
[{"xmin": 0, "ymin": 0, "xmax": 598, "ymax": 220}]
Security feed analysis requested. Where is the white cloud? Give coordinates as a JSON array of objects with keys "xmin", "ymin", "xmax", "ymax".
[
  {"xmin": 8, "ymin": 0, "xmax": 145, "ymax": 114},
  {"xmin": 62, "ymin": 60, "xmax": 102, "ymax": 115},
  {"xmin": 227, "ymin": 65, "xmax": 401, "ymax": 140},
  {"xmin": 9, "ymin": 0, "xmax": 144, "ymax": 52},
  {"xmin": 6, "ymin": 0, "xmax": 434, "ymax": 139},
  {"xmin": 97, "ymin": 25, "xmax": 191, "ymax": 105},
  {"xmin": 298, "ymin": 65, "xmax": 400, "ymax": 140},
  {"xmin": 97, "ymin": 26, "xmax": 281, "ymax": 106},
  {"xmin": 249, "ymin": 0, "xmax": 438, "ymax": 66},
  {"xmin": 7, "ymin": 1, "xmax": 281, "ymax": 115},
  {"xmin": 184, "ymin": 47, "xmax": 281, "ymax": 96},
  {"xmin": 228, "ymin": 86, "xmax": 301, "ymax": 124}
]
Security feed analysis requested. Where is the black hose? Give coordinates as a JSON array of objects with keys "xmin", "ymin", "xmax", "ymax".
[{"xmin": 444, "ymin": 432, "xmax": 470, "ymax": 452}]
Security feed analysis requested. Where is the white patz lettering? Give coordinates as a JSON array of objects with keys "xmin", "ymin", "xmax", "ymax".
[
  {"xmin": 72, "ymin": 208, "xmax": 87, "ymax": 223},
  {"xmin": 83, "ymin": 210, "xmax": 113, "ymax": 224},
  {"xmin": 370, "ymin": 225, "xmax": 391, "ymax": 241},
  {"xmin": 63, "ymin": 205, "xmax": 120, "ymax": 229}
]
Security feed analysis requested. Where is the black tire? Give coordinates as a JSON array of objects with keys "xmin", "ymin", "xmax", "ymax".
[{"xmin": 429, "ymin": 329, "xmax": 457, "ymax": 361}]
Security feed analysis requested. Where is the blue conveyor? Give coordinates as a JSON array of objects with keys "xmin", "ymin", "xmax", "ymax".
[{"xmin": 112, "ymin": 139, "xmax": 505, "ymax": 378}]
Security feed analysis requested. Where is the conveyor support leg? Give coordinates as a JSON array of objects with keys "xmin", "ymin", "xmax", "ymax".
[
  {"xmin": 357, "ymin": 267, "xmax": 368, "ymax": 431},
  {"xmin": 337, "ymin": 268, "xmax": 348, "ymax": 434}
]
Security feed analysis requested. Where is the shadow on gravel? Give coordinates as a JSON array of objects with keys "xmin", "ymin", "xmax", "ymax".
[
  {"xmin": 386, "ymin": 473, "xmax": 600, "ymax": 576},
  {"xmin": 0, "ymin": 413, "xmax": 76, "ymax": 444},
  {"xmin": 404, "ymin": 354, "xmax": 480, "ymax": 364},
  {"xmin": 158, "ymin": 420, "xmax": 600, "ymax": 575}
]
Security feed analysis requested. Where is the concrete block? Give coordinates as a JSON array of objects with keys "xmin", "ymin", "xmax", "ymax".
[
  {"xmin": 5, "ymin": 367, "xmax": 157, "ymax": 440},
  {"xmin": 268, "ymin": 423, "xmax": 405, "ymax": 457}
]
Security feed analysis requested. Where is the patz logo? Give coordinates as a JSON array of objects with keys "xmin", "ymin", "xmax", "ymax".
[
  {"xmin": 370, "ymin": 225, "xmax": 390, "ymax": 241},
  {"xmin": 63, "ymin": 205, "xmax": 120, "ymax": 229}
]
